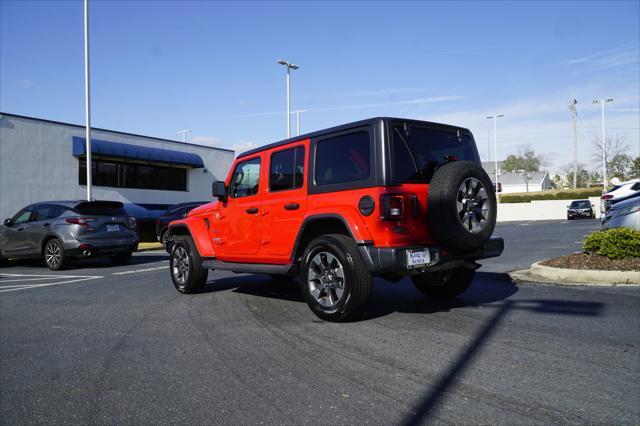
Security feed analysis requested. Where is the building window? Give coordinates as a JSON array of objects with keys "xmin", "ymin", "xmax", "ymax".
[{"xmin": 79, "ymin": 159, "xmax": 187, "ymax": 191}]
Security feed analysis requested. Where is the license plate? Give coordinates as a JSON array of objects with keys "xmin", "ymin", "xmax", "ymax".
[
  {"xmin": 106, "ymin": 224, "xmax": 120, "ymax": 232},
  {"xmin": 407, "ymin": 249, "xmax": 430, "ymax": 269}
]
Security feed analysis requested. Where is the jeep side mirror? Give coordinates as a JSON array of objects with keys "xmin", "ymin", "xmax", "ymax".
[
  {"xmin": 3, "ymin": 218, "xmax": 13, "ymax": 227},
  {"xmin": 212, "ymin": 180, "xmax": 227, "ymax": 201}
]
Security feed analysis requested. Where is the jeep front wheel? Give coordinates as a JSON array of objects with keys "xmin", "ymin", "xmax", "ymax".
[
  {"xmin": 411, "ymin": 267, "xmax": 475, "ymax": 299},
  {"xmin": 299, "ymin": 234, "xmax": 372, "ymax": 322},
  {"xmin": 170, "ymin": 236, "xmax": 208, "ymax": 294}
]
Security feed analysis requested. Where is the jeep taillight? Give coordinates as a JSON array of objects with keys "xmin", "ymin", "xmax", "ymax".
[{"xmin": 381, "ymin": 194, "xmax": 404, "ymax": 220}]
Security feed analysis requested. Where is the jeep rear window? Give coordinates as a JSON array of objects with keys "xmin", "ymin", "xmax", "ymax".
[
  {"xmin": 270, "ymin": 146, "xmax": 305, "ymax": 191},
  {"xmin": 315, "ymin": 132, "xmax": 370, "ymax": 185},
  {"xmin": 392, "ymin": 125, "xmax": 477, "ymax": 184}
]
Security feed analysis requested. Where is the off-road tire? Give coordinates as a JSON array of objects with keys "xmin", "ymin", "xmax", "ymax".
[
  {"xmin": 44, "ymin": 238, "xmax": 68, "ymax": 271},
  {"xmin": 170, "ymin": 235, "xmax": 208, "ymax": 294},
  {"xmin": 427, "ymin": 161, "xmax": 497, "ymax": 254},
  {"xmin": 411, "ymin": 267, "xmax": 475, "ymax": 298},
  {"xmin": 299, "ymin": 234, "xmax": 372, "ymax": 322},
  {"xmin": 110, "ymin": 251, "xmax": 132, "ymax": 265}
]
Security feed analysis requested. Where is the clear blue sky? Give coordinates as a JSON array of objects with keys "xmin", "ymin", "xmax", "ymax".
[{"xmin": 1, "ymin": 0, "xmax": 638, "ymax": 172}]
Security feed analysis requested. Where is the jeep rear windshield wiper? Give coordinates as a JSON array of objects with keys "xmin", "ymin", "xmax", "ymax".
[{"xmin": 394, "ymin": 127, "xmax": 419, "ymax": 174}]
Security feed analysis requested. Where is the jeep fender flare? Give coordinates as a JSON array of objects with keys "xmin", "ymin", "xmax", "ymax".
[
  {"xmin": 290, "ymin": 212, "xmax": 372, "ymax": 262},
  {"xmin": 169, "ymin": 219, "xmax": 216, "ymax": 258}
]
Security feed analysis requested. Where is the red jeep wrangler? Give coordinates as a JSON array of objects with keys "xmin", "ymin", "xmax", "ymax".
[{"xmin": 168, "ymin": 117, "xmax": 503, "ymax": 321}]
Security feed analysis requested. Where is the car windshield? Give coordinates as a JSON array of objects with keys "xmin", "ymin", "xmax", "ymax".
[
  {"xmin": 391, "ymin": 124, "xmax": 478, "ymax": 184},
  {"xmin": 570, "ymin": 201, "xmax": 591, "ymax": 208}
]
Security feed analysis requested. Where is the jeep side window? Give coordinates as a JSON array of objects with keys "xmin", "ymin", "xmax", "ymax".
[
  {"xmin": 315, "ymin": 132, "xmax": 370, "ymax": 185},
  {"xmin": 230, "ymin": 157, "xmax": 261, "ymax": 198},
  {"xmin": 270, "ymin": 146, "xmax": 305, "ymax": 191}
]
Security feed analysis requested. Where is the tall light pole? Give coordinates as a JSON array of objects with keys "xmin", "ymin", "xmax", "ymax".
[
  {"xmin": 277, "ymin": 59, "xmax": 299, "ymax": 138},
  {"xmin": 568, "ymin": 99, "xmax": 578, "ymax": 189},
  {"xmin": 593, "ymin": 98, "xmax": 614, "ymax": 190},
  {"xmin": 486, "ymin": 114, "xmax": 504, "ymax": 190},
  {"xmin": 291, "ymin": 109, "xmax": 307, "ymax": 136},
  {"xmin": 84, "ymin": 0, "xmax": 92, "ymax": 201},
  {"xmin": 177, "ymin": 129, "xmax": 191, "ymax": 143}
]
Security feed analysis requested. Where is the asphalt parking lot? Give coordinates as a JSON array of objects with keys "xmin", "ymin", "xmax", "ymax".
[{"xmin": 1, "ymin": 219, "xmax": 638, "ymax": 425}]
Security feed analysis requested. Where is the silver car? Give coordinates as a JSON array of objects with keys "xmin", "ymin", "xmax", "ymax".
[
  {"xmin": 602, "ymin": 196, "xmax": 640, "ymax": 231},
  {"xmin": 0, "ymin": 200, "xmax": 138, "ymax": 270}
]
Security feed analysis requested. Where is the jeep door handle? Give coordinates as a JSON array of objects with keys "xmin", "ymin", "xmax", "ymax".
[
  {"xmin": 284, "ymin": 203, "xmax": 300, "ymax": 211},
  {"xmin": 245, "ymin": 207, "xmax": 259, "ymax": 214}
]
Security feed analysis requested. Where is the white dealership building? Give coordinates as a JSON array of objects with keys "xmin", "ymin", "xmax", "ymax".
[{"xmin": 0, "ymin": 113, "xmax": 234, "ymax": 220}]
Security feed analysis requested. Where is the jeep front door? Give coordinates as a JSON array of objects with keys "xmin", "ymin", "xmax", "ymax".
[{"xmin": 215, "ymin": 156, "xmax": 262, "ymax": 259}]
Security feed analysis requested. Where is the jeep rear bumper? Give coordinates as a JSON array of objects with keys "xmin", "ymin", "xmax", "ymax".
[{"xmin": 358, "ymin": 237, "xmax": 504, "ymax": 276}]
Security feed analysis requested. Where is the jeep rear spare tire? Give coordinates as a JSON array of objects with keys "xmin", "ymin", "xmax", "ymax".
[{"xmin": 427, "ymin": 161, "xmax": 496, "ymax": 254}]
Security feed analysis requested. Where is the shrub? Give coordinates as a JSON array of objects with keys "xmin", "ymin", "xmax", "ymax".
[{"xmin": 583, "ymin": 228, "xmax": 640, "ymax": 260}]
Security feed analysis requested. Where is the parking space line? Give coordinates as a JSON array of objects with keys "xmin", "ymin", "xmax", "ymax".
[
  {"xmin": 112, "ymin": 266, "xmax": 168, "ymax": 275},
  {"xmin": 0, "ymin": 276, "xmax": 69, "ymax": 283},
  {"xmin": 0, "ymin": 276, "xmax": 103, "ymax": 293}
]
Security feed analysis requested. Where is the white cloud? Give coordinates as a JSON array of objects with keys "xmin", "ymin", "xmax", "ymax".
[
  {"xmin": 566, "ymin": 44, "xmax": 639, "ymax": 68},
  {"xmin": 230, "ymin": 140, "xmax": 258, "ymax": 155},
  {"xmin": 191, "ymin": 135, "xmax": 223, "ymax": 147},
  {"xmin": 422, "ymin": 87, "xmax": 640, "ymax": 174}
]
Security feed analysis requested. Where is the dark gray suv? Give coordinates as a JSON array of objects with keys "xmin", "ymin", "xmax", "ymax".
[{"xmin": 0, "ymin": 200, "xmax": 138, "ymax": 270}]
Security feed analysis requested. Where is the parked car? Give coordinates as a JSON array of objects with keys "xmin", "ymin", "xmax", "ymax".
[
  {"xmin": 167, "ymin": 117, "xmax": 504, "ymax": 322},
  {"xmin": 602, "ymin": 196, "xmax": 640, "ymax": 230},
  {"xmin": 0, "ymin": 200, "xmax": 138, "ymax": 270},
  {"xmin": 123, "ymin": 203, "xmax": 166, "ymax": 243},
  {"xmin": 156, "ymin": 202, "xmax": 208, "ymax": 251},
  {"xmin": 600, "ymin": 178, "xmax": 640, "ymax": 214},
  {"xmin": 566, "ymin": 199, "xmax": 595, "ymax": 220}
]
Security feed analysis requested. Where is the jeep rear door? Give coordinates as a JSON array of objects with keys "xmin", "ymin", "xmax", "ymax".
[{"xmin": 261, "ymin": 144, "xmax": 308, "ymax": 259}]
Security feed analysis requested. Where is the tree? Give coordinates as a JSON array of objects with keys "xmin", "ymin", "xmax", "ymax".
[
  {"xmin": 591, "ymin": 134, "xmax": 630, "ymax": 182},
  {"xmin": 502, "ymin": 145, "xmax": 546, "ymax": 173},
  {"xmin": 630, "ymin": 157, "xmax": 640, "ymax": 179},
  {"xmin": 608, "ymin": 154, "xmax": 632, "ymax": 181},
  {"xmin": 562, "ymin": 163, "xmax": 591, "ymax": 188}
]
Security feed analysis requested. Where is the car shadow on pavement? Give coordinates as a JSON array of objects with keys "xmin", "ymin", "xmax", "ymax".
[
  {"xmin": 199, "ymin": 271, "xmax": 522, "ymax": 322},
  {"xmin": 400, "ymin": 296, "xmax": 604, "ymax": 426}
]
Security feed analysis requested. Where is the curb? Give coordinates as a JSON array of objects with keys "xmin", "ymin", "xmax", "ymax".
[
  {"xmin": 136, "ymin": 243, "xmax": 164, "ymax": 253},
  {"xmin": 518, "ymin": 261, "xmax": 639, "ymax": 286}
]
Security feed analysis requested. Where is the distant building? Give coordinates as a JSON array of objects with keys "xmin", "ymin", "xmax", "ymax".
[
  {"xmin": 498, "ymin": 171, "xmax": 552, "ymax": 193},
  {"xmin": 0, "ymin": 113, "xmax": 235, "ymax": 220}
]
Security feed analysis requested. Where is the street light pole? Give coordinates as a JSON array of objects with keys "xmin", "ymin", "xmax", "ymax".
[
  {"xmin": 177, "ymin": 129, "xmax": 191, "ymax": 143},
  {"xmin": 486, "ymin": 114, "xmax": 504, "ymax": 190},
  {"xmin": 277, "ymin": 60, "xmax": 299, "ymax": 138},
  {"xmin": 84, "ymin": 0, "xmax": 92, "ymax": 201},
  {"xmin": 593, "ymin": 98, "xmax": 614, "ymax": 191},
  {"xmin": 568, "ymin": 99, "xmax": 578, "ymax": 189}
]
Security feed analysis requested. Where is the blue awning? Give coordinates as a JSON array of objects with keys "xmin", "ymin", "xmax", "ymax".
[{"xmin": 72, "ymin": 136, "xmax": 204, "ymax": 168}]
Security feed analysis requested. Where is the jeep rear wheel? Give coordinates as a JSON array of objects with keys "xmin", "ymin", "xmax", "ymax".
[
  {"xmin": 427, "ymin": 161, "xmax": 497, "ymax": 253},
  {"xmin": 411, "ymin": 267, "xmax": 475, "ymax": 298},
  {"xmin": 299, "ymin": 234, "xmax": 372, "ymax": 322},
  {"xmin": 170, "ymin": 235, "xmax": 208, "ymax": 294}
]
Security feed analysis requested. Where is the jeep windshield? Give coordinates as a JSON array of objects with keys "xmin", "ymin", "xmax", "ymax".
[{"xmin": 391, "ymin": 124, "xmax": 478, "ymax": 184}]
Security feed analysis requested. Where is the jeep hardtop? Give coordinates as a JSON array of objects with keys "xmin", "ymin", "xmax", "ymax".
[{"xmin": 168, "ymin": 117, "xmax": 503, "ymax": 321}]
